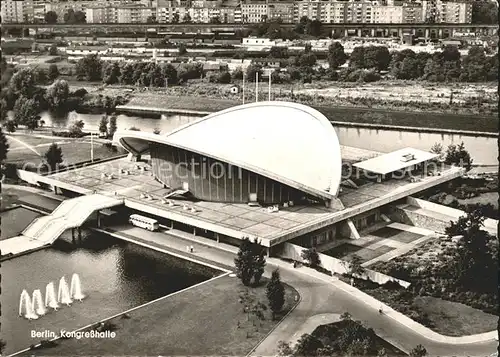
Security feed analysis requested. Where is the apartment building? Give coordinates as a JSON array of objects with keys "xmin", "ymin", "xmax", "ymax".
[
  {"xmin": 401, "ymin": 3, "xmax": 423, "ymax": 23},
  {"xmin": 1, "ymin": 0, "xmax": 24, "ymax": 23},
  {"xmin": 268, "ymin": 2, "xmax": 294, "ymax": 23},
  {"xmin": 293, "ymin": 0, "xmax": 321, "ymax": 22},
  {"xmin": 86, "ymin": 6, "xmax": 118, "ymax": 23},
  {"xmin": 436, "ymin": 0, "xmax": 472, "ymax": 23},
  {"xmin": 241, "ymin": 0, "xmax": 268, "ymax": 23},
  {"xmin": 345, "ymin": 1, "xmax": 373, "ymax": 23},
  {"xmin": 372, "ymin": 5, "xmax": 403, "ymax": 23},
  {"xmin": 117, "ymin": 5, "xmax": 155, "ymax": 23},
  {"xmin": 320, "ymin": 1, "xmax": 348, "ymax": 24}
]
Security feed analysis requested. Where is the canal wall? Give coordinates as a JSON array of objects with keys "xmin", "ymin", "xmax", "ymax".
[{"xmin": 115, "ymin": 104, "xmax": 498, "ymax": 138}]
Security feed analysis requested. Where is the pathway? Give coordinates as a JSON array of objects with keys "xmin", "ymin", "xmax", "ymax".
[
  {"xmin": 6, "ymin": 134, "xmax": 42, "ymax": 156},
  {"xmin": 102, "ymin": 224, "xmax": 497, "ymax": 357}
]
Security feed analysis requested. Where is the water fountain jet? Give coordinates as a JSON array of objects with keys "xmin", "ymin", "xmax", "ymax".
[
  {"xmin": 45, "ymin": 282, "xmax": 59, "ymax": 310},
  {"xmin": 70, "ymin": 273, "xmax": 85, "ymax": 301},
  {"xmin": 57, "ymin": 276, "xmax": 72, "ymax": 306},
  {"xmin": 32, "ymin": 289, "xmax": 46, "ymax": 316},
  {"xmin": 19, "ymin": 290, "xmax": 39, "ymax": 320}
]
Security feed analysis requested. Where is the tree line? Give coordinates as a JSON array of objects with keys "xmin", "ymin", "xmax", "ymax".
[
  {"xmin": 0, "ymin": 63, "xmax": 122, "ymax": 132},
  {"xmin": 70, "ymin": 42, "xmax": 497, "ymax": 88}
]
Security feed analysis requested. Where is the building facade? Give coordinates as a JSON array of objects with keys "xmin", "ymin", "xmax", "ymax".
[{"xmin": 1, "ymin": 0, "xmax": 24, "ymax": 23}]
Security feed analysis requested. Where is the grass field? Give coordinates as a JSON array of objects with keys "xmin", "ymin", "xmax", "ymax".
[
  {"xmin": 5, "ymin": 134, "xmax": 126, "ymax": 167},
  {"xmin": 23, "ymin": 274, "xmax": 299, "ymax": 356},
  {"xmin": 413, "ymin": 296, "xmax": 498, "ymax": 336}
]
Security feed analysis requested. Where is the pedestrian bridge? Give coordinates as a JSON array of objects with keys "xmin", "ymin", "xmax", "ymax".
[{"xmin": 0, "ymin": 194, "xmax": 123, "ymax": 257}]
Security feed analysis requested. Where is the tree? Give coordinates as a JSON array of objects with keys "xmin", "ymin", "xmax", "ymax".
[
  {"xmin": 69, "ymin": 120, "xmax": 84, "ymax": 137},
  {"xmin": 0, "ymin": 127, "xmax": 9, "ymax": 164},
  {"xmin": 172, "ymin": 12, "xmax": 180, "ymax": 24},
  {"xmin": 35, "ymin": 68, "xmax": 48, "ymax": 85},
  {"xmin": 9, "ymin": 68, "xmax": 36, "ymax": 98},
  {"xmin": 444, "ymin": 142, "xmax": 472, "ymax": 171},
  {"xmin": 348, "ymin": 254, "xmax": 365, "ymax": 277},
  {"xmin": 305, "ymin": 19, "xmax": 322, "ymax": 37},
  {"xmin": 49, "ymin": 43, "xmax": 58, "ymax": 56},
  {"xmin": 269, "ymin": 46, "xmax": 288, "ymax": 59},
  {"xmin": 327, "ymin": 42, "xmax": 347, "ymax": 70},
  {"xmin": 162, "ymin": 63, "xmax": 178, "ymax": 85},
  {"xmin": 102, "ymin": 62, "xmax": 121, "ymax": 85},
  {"xmin": 45, "ymin": 79, "xmax": 69, "ymax": 110},
  {"xmin": 409, "ymin": 344, "xmax": 427, "ymax": 357},
  {"xmin": 108, "ymin": 115, "xmax": 117, "ymax": 138},
  {"xmin": 75, "ymin": 54, "xmax": 103, "ymax": 82},
  {"xmin": 4, "ymin": 120, "xmax": 16, "ymax": 133},
  {"xmin": 0, "ymin": 339, "xmax": 5, "ymax": 354},
  {"xmin": 246, "ymin": 64, "xmax": 263, "ymax": 82},
  {"xmin": 210, "ymin": 16, "xmax": 221, "ymax": 24},
  {"xmin": 44, "ymin": 11, "xmax": 58, "ymax": 24},
  {"xmin": 277, "ymin": 341, "xmax": 293, "ymax": 357},
  {"xmin": 182, "ymin": 13, "xmax": 191, "ymax": 23},
  {"xmin": 234, "ymin": 237, "xmax": 266, "ymax": 286},
  {"xmin": 235, "ymin": 238, "xmax": 256, "ymax": 286},
  {"xmin": 13, "ymin": 96, "xmax": 40, "ymax": 131},
  {"xmin": 472, "ymin": 0, "xmax": 498, "ymax": 24},
  {"xmin": 430, "ymin": 142, "xmax": 445, "ymax": 161},
  {"xmin": 48, "ymin": 64, "xmax": 60, "ymax": 82},
  {"xmin": 64, "ymin": 9, "xmax": 86, "ymax": 24},
  {"xmin": 178, "ymin": 43, "xmax": 187, "ymax": 56},
  {"xmin": 301, "ymin": 248, "xmax": 320, "ymax": 267},
  {"xmin": 266, "ymin": 269, "xmax": 285, "ymax": 319},
  {"xmin": 99, "ymin": 115, "xmax": 108, "ymax": 136},
  {"xmin": 294, "ymin": 334, "xmax": 323, "ymax": 356},
  {"xmin": 44, "ymin": 143, "xmax": 63, "ymax": 172}
]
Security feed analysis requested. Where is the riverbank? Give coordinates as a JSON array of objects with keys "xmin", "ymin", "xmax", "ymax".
[{"xmin": 114, "ymin": 92, "xmax": 498, "ymax": 134}]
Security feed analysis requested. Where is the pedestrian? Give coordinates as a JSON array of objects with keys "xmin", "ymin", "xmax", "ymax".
[{"xmin": 190, "ymin": 245, "xmax": 194, "ymax": 253}]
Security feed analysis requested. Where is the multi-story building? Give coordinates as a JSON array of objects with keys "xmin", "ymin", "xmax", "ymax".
[
  {"xmin": 372, "ymin": 4, "xmax": 403, "ymax": 23},
  {"xmin": 345, "ymin": 1, "xmax": 373, "ymax": 23},
  {"xmin": 117, "ymin": 5, "xmax": 155, "ymax": 23},
  {"xmin": 268, "ymin": 2, "xmax": 294, "ymax": 23},
  {"xmin": 293, "ymin": 0, "xmax": 321, "ymax": 22},
  {"xmin": 241, "ymin": 0, "xmax": 268, "ymax": 23},
  {"xmin": 219, "ymin": 6, "xmax": 237, "ymax": 23},
  {"xmin": 435, "ymin": 0, "xmax": 472, "ymax": 23},
  {"xmin": 86, "ymin": 5, "xmax": 118, "ymax": 23},
  {"xmin": 44, "ymin": 0, "xmax": 97, "ymax": 22},
  {"xmin": 320, "ymin": 1, "xmax": 348, "ymax": 24},
  {"xmin": 1, "ymin": 0, "xmax": 24, "ymax": 23},
  {"xmin": 402, "ymin": 3, "xmax": 423, "ymax": 23}
]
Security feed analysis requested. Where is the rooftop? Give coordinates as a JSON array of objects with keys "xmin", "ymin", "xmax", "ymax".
[
  {"xmin": 42, "ymin": 153, "xmax": 462, "ymax": 247},
  {"xmin": 353, "ymin": 147, "xmax": 439, "ymax": 176}
]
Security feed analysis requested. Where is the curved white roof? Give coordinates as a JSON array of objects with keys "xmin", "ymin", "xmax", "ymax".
[{"xmin": 114, "ymin": 101, "xmax": 342, "ymax": 200}]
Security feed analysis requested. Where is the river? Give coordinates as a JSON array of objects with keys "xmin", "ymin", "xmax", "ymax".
[{"xmin": 40, "ymin": 111, "xmax": 498, "ymax": 166}]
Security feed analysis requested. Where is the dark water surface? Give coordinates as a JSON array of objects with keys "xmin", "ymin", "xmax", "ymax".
[
  {"xmin": 2, "ymin": 231, "xmax": 220, "ymax": 355},
  {"xmin": 40, "ymin": 110, "xmax": 498, "ymax": 166}
]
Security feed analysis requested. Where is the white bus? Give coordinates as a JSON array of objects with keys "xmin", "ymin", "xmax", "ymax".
[{"xmin": 128, "ymin": 214, "xmax": 160, "ymax": 231}]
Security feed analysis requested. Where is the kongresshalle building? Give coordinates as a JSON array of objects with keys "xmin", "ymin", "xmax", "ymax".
[{"xmin": 3, "ymin": 101, "xmax": 465, "ymax": 257}]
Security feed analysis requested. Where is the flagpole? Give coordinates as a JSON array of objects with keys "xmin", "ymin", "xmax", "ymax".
[
  {"xmin": 255, "ymin": 72, "xmax": 258, "ymax": 103},
  {"xmin": 90, "ymin": 132, "xmax": 94, "ymax": 162},
  {"xmin": 242, "ymin": 72, "xmax": 245, "ymax": 104},
  {"xmin": 268, "ymin": 71, "xmax": 271, "ymax": 101}
]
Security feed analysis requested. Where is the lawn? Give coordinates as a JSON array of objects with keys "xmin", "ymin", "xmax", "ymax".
[
  {"xmin": 364, "ymin": 234, "xmax": 498, "ymax": 336},
  {"xmin": 23, "ymin": 274, "xmax": 299, "ymax": 356},
  {"xmin": 6, "ymin": 139, "xmax": 126, "ymax": 167},
  {"xmin": 371, "ymin": 227, "xmax": 424, "ymax": 244}
]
